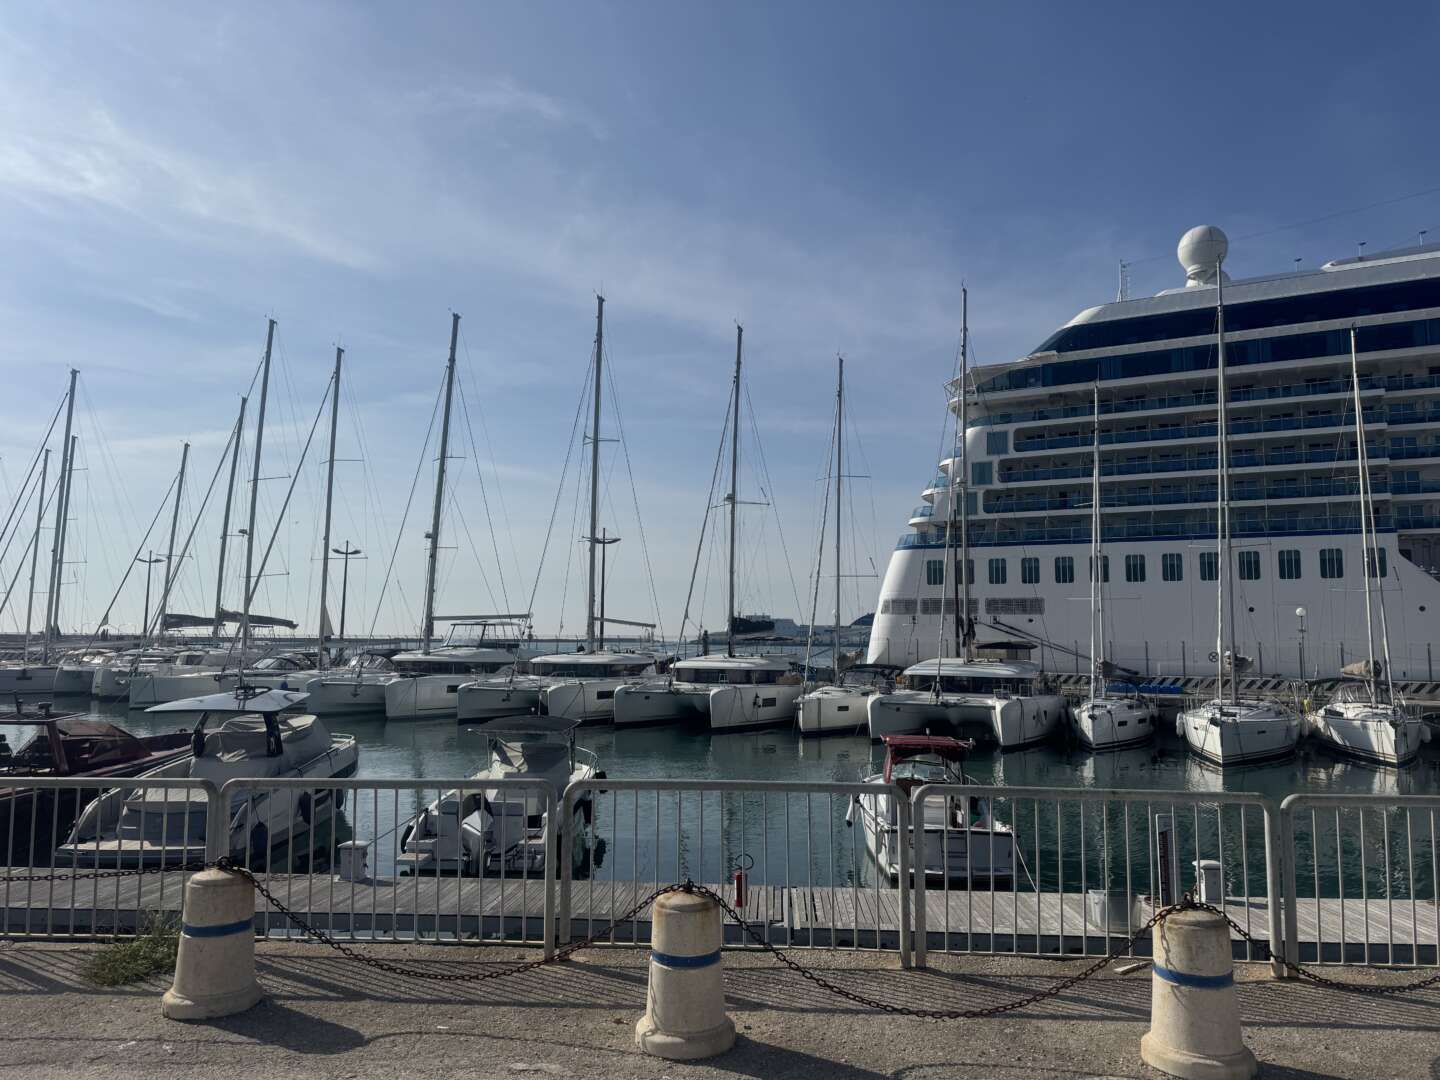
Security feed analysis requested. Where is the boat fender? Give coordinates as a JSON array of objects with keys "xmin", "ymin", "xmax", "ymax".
[
  {"xmin": 844, "ymin": 796, "xmax": 857, "ymax": 827},
  {"xmin": 594, "ymin": 769, "xmax": 609, "ymax": 796}
]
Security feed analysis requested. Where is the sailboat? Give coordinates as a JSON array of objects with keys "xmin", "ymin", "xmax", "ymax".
[
  {"xmin": 1303, "ymin": 328, "xmax": 1430, "ymax": 767},
  {"xmin": 1071, "ymin": 385, "xmax": 1156, "ymax": 751},
  {"xmin": 613, "ymin": 325, "xmax": 805, "ymax": 731},
  {"xmin": 384, "ymin": 315, "xmax": 536, "ymax": 721},
  {"xmin": 460, "ymin": 297, "xmax": 660, "ymax": 725},
  {"xmin": 867, "ymin": 290, "xmax": 1067, "ymax": 750},
  {"xmin": 797, "ymin": 357, "xmax": 899, "ymax": 735},
  {"xmin": 1177, "ymin": 236, "xmax": 1301, "ymax": 767}
]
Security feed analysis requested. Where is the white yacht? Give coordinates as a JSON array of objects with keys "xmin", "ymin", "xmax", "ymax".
[
  {"xmin": 397, "ymin": 717, "xmax": 597, "ymax": 876},
  {"xmin": 126, "ymin": 647, "xmax": 245, "ymax": 708},
  {"xmin": 869, "ymin": 226, "xmax": 1440, "ymax": 684},
  {"xmin": 92, "ymin": 647, "xmax": 175, "ymax": 700},
  {"xmin": 1306, "ymin": 676, "xmax": 1429, "ymax": 767},
  {"xmin": 52, "ymin": 649, "xmax": 117, "ymax": 696},
  {"xmin": 614, "ymin": 654, "xmax": 804, "ymax": 732},
  {"xmin": 1303, "ymin": 329, "xmax": 1430, "ymax": 768},
  {"xmin": 1071, "ymin": 385, "xmax": 1157, "ymax": 751},
  {"xmin": 304, "ymin": 651, "xmax": 399, "ymax": 715},
  {"xmin": 1176, "ymin": 228, "xmax": 1302, "ymax": 767},
  {"xmin": 868, "ymin": 657, "xmax": 1067, "ymax": 750},
  {"xmin": 536, "ymin": 651, "xmax": 662, "ymax": 722},
  {"xmin": 796, "ymin": 664, "xmax": 900, "ymax": 737},
  {"xmin": 55, "ymin": 690, "xmax": 359, "ymax": 868},
  {"xmin": 849, "ymin": 735, "xmax": 1014, "ymax": 884},
  {"xmin": 383, "ymin": 620, "xmax": 532, "ymax": 721}
]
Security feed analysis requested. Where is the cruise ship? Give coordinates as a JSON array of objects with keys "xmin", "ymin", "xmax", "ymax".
[{"xmin": 869, "ymin": 226, "xmax": 1440, "ymax": 682}]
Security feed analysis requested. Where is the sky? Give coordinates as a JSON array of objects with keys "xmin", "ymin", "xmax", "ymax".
[{"xmin": 3, "ymin": 1, "xmax": 1440, "ymax": 644}]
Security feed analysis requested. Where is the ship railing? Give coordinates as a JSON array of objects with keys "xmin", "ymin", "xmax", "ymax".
[
  {"xmin": 557, "ymin": 777, "xmax": 913, "ymax": 962},
  {"xmin": 908, "ymin": 784, "xmax": 1284, "ymax": 973},
  {"xmin": 1279, "ymin": 792, "xmax": 1440, "ymax": 970}
]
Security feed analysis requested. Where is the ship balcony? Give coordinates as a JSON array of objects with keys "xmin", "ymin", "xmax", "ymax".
[
  {"xmin": 1012, "ymin": 410, "xmax": 1387, "ymax": 454},
  {"xmin": 1390, "ymin": 480, "xmax": 1440, "ymax": 497},
  {"xmin": 997, "ymin": 445, "xmax": 1381, "ymax": 486},
  {"xmin": 983, "ymin": 480, "xmax": 1384, "ymax": 517},
  {"xmin": 956, "ymin": 377, "xmax": 1398, "ymax": 427},
  {"xmin": 899, "ymin": 512, "xmax": 1406, "ymax": 549}
]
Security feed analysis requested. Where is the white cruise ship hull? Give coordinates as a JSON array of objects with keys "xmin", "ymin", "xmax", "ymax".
[
  {"xmin": 1072, "ymin": 697, "xmax": 1156, "ymax": 751},
  {"xmin": 707, "ymin": 683, "xmax": 805, "ymax": 733},
  {"xmin": 1306, "ymin": 706, "xmax": 1430, "ymax": 767},
  {"xmin": 1178, "ymin": 702, "xmax": 1301, "ymax": 767}
]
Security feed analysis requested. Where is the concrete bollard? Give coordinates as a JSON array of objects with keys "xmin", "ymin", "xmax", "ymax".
[
  {"xmin": 337, "ymin": 840, "xmax": 371, "ymax": 883},
  {"xmin": 1140, "ymin": 908, "xmax": 1257, "ymax": 1080},
  {"xmin": 162, "ymin": 868, "xmax": 263, "ymax": 1021},
  {"xmin": 1193, "ymin": 859, "xmax": 1223, "ymax": 904},
  {"xmin": 635, "ymin": 890, "xmax": 736, "ymax": 1060}
]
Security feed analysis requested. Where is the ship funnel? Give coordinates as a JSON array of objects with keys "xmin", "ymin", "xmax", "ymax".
[{"xmin": 1178, "ymin": 225, "xmax": 1231, "ymax": 287}]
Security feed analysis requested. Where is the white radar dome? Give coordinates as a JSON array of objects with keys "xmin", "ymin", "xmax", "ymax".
[{"xmin": 1177, "ymin": 225, "xmax": 1230, "ymax": 287}]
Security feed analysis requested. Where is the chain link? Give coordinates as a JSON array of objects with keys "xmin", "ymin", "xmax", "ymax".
[{"xmin": 6, "ymin": 861, "xmax": 1439, "ymax": 1000}]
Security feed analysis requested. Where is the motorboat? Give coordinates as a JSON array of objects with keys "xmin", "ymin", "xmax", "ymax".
[
  {"xmin": 1304, "ymin": 675, "xmax": 1429, "ymax": 768},
  {"xmin": 304, "ymin": 651, "xmax": 400, "ymax": 715},
  {"xmin": 867, "ymin": 658, "xmax": 1067, "ymax": 751},
  {"xmin": 535, "ymin": 651, "xmax": 662, "ymax": 723},
  {"xmin": 397, "ymin": 717, "xmax": 598, "ymax": 876},
  {"xmin": 0, "ymin": 711, "xmax": 193, "ymax": 864},
  {"xmin": 612, "ymin": 655, "xmax": 805, "ymax": 732},
  {"xmin": 144, "ymin": 686, "xmax": 310, "ymax": 726},
  {"xmin": 796, "ymin": 664, "xmax": 900, "ymax": 737},
  {"xmin": 55, "ymin": 690, "xmax": 359, "ymax": 868},
  {"xmin": 1177, "ymin": 693, "xmax": 1301, "ymax": 768},
  {"xmin": 848, "ymin": 735, "xmax": 1014, "ymax": 884},
  {"xmin": 383, "ymin": 620, "xmax": 535, "ymax": 720},
  {"xmin": 52, "ymin": 648, "xmax": 118, "ymax": 696}
]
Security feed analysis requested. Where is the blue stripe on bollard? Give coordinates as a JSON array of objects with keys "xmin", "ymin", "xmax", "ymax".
[
  {"xmin": 650, "ymin": 949, "xmax": 721, "ymax": 970},
  {"xmin": 1153, "ymin": 963, "xmax": 1233, "ymax": 989},
  {"xmin": 182, "ymin": 917, "xmax": 254, "ymax": 939}
]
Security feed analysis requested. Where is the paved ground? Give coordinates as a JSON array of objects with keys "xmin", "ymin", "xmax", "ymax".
[{"xmin": 0, "ymin": 940, "xmax": 1435, "ymax": 1079}]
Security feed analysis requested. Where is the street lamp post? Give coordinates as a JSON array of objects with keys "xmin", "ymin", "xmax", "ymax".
[
  {"xmin": 137, "ymin": 551, "xmax": 164, "ymax": 635},
  {"xmin": 331, "ymin": 542, "xmax": 362, "ymax": 642},
  {"xmin": 1296, "ymin": 606, "xmax": 1308, "ymax": 681}
]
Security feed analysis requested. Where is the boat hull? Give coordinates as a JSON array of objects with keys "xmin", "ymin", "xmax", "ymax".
[
  {"xmin": 1179, "ymin": 705, "xmax": 1300, "ymax": 767},
  {"xmin": 612, "ymin": 683, "xmax": 709, "ymax": 727},
  {"xmin": 1306, "ymin": 709, "xmax": 1429, "ymax": 768},
  {"xmin": 0, "ymin": 666, "xmax": 57, "ymax": 696},
  {"xmin": 1072, "ymin": 698, "xmax": 1156, "ymax": 752},
  {"xmin": 796, "ymin": 688, "xmax": 873, "ymax": 736},
  {"xmin": 304, "ymin": 675, "xmax": 392, "ymax": 715},
  {"xmin": 128, "ymin": 671, "xmax": 239, "ymax": 708},
  {"xmin": 707, "ymin": 683, "xmax": 805, "ymax": 733},
  {"xmin": 384, "ymin": 675, "xmax": 466, "ymax": 720}
]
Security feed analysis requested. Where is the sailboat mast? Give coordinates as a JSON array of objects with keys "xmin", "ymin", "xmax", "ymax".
[
  {"xmin": 156, "ymin": 441, "xmax": 189, "ymax": 636},
  {"xmin": 958, "ymin": 289, "xmax": 972, "ymax": 662},
  {"xmin": 23, "ymin": 449, "xmax": 50, "ymax": 659},
  {"xmin": 1090, "ymin": 384, "xmax": 1102, "ymax": 701},
  {"xmin": 833, "ymin": 355, "xmax": 844, "ymax": 668},
  {"xmin": 422, "ymin": 313, "xmax": 460, "ymax": 655},
  {"xmin": 317, "ymin": 347, "xmax": 344, "ymax": 671},
  {"xmin": 1349, "ymin": 327, "xmax": 1393, "ymax": 702},
  {"xmin": 727, "ymin": 325, "xmax": 742, "ymax": 659},
  {"xmin": 213, "ymin": 396, "xmax": 248, "ymax": 637},
  {"xmin": 42, "ymin": 368, "xmax": 77, "ymax": 663},
  {"xmin": 241, "ymin": 319, "xmax": 276, "ymax": 658},
  {"xmin": 586, "ymin": 296, "xmax": 605, "ymax": 652},
  {"xmin": 1215, "ymin": 267, "xmax": 1238, "ymax": 705}
]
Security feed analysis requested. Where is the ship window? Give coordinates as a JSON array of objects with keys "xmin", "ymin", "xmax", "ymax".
[
  {"xmin": 986, "ymin": 431, "xmax": 1009, "ymax": 455},
  {"xmin": 971, "ymin": 461, "xmax": 993, "ymax": 486},
  {"xmin": 988, "ymin": 558, "xmax": 1007, "ymax": 585},
  {"xmin": 1278, "ymin": 549, "xmax": 1302, "ymax": 579},
  {"xmin": 1238, "ymin": 550, "xmax": 1261, "ymax": 580},
  {"xmin": 1320, "ymin": 548, "xmax": 1344, "ymax": 579},
  {"xmin": 1054, "ymin": 556, "xmax": 1074, "ymax": 583},
  {"xmin": 1366, "ymin": 546, "xmax": 1387, "ymax": 578},
  {"xmin": 1200, "ymin": 551, "xmax": 1218, "ymax": 581},
  {"xmin": 925, "ymin": 559, "xmax": 945, "ymax": 586},
  {"xmin": 1021, "ymin": 557, "xmax": 1039, "ymax": 584},
  {"xmin": 1088, "ymin": 555, "xmax": 1110, "ymax": 583},
  {"xmin": 1124, "ymin": 554, "xmax": 1146, "ymax": 582},
  {"xmin": 956, "ymin": 558, "xmax": 974, "ymax": 585},
  {"xmin": 1162, "ymin": 552, "xmax": 1183, "ymax": 581}
]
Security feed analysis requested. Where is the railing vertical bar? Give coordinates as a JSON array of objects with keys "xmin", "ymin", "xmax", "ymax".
[
  {"xmin": 46, "ymin": 785, "xmax": 59, "ymax": 936},
  {"xmin": 1382, "ymin": 808, "xmax": 1393, "ymax": 966},
  {"xmin": 1079, "ymin": 800, "xmax": 1088, "ymax": 954},
  {"xmin": 390, "ymin": 789, "xmax": 399, "ymax": 942},
  {"xmin": 784, "ymin": 791, "xmax": 793, "ymax": 948},
  {"xmin": 1360, "ymin": 808, "xmax": 1370, "ymax": 965},
  {"xmin": 1056, "ymin": 800, "xmax": 1063, "ymax": 957},
  {"xmin": 1035, "ymin": 798, "xmax": 1043, "ymax": 957},
  {"xmin": 1122, "ymin": 801, "xmax": 1133, "ymax": 957},
  {"xmin": 1405, "ymin": 809, "xmax": 1416, "ymax": 968},
  {"xmin": 1101, "ymin": 801, "xmax": 1111, "ymax": 958}
]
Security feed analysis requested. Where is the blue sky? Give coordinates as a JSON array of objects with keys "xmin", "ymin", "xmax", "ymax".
[{"xmin": 3, "ymin": 2, "xmax": 1439, "ymax": 641}]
